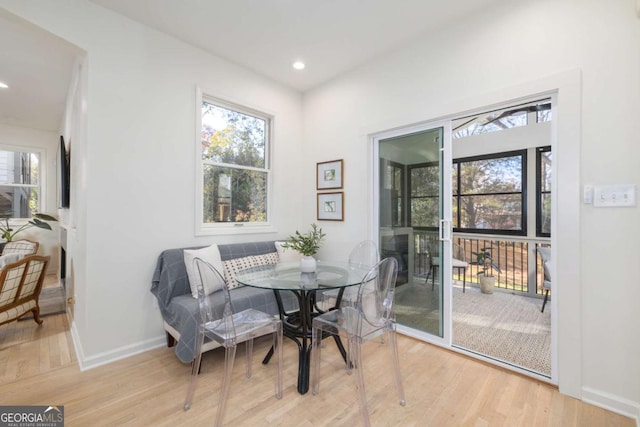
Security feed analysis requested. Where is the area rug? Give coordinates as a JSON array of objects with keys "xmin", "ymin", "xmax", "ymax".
[{"xmin": 395, "ymin": 282, "xmax": 551, "ymax": 376}]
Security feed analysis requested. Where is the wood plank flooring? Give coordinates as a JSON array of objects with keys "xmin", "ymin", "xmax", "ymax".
[{"xmin": 0, "ymin": 313, "xmax": 634, "ymax": 427}]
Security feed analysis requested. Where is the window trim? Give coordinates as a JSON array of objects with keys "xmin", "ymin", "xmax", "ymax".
[
  {"xmin": 536, "ymin": 145, "xmax": 551, "ymax": 237},
  {"xmin": 452, "ymin": 149, "xmax": 527, "ymax": 236},
  {"xmin": 195, "ymin": 87, "xmax": 276, "ymax": 236},
  {"xmin": 407, "ymin": 161, "xmax": 439, "ymax": 230},
  {"xmin": 380, "ymin": 158, "xmax": 407, "ymax": 228},
  {"xmin": 0, "ymin": 144, "xmax": 46, "ymax": 218}
]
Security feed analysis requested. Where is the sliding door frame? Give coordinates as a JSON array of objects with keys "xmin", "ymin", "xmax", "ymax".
[{"xmin": 371, "ymin": 119, "xmax": 453, "ymax": 348}]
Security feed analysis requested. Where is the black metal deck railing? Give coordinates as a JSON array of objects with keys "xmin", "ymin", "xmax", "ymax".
[{"xmin": 412, "ymin": 230, "xmax": 550, "ymax": 297}]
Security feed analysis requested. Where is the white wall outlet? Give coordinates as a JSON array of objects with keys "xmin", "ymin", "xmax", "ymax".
[{"xmin": 593, "ymin": 184, "xmax": 637, "ymax": 207}]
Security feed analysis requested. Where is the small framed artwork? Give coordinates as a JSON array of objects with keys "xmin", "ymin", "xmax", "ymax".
[
  {"xmin": 316, "ymin": 159, "xmax": 343, "ymax": 190},
  {"xmin": 317, "ymin": 192, "xmax": 344, "ymax": 221}
]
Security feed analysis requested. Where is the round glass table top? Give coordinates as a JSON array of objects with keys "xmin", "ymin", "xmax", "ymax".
[{"xmin": 235, "ymin": 261, "xmax": 369, "ymax": 291}]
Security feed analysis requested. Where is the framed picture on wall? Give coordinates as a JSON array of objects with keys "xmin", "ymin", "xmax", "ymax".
[
  {"xmin": 316, "ymin": 159, "xmax": 343, "ymax": 190},
  {"xmin": 317, "ymin": 192, "xmax": 344, "ymax": 221}
]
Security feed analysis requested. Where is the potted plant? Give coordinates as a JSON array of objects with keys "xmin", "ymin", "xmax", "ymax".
[
  {"xmin": 282, "ymin": 223, "xmax": 326, "ymax": 273},
  {"xmin": 472, "ymin": 247, "xmax": 501, "ymax": 294},
  {"xmin": 0, "ymin": 213, "xmax": 58, "ymax": 243}
]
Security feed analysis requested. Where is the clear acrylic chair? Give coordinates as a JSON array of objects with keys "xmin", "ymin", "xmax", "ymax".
[
  {"xmin": 311, "ymin": 257, "xmax": 405, "ymax": 427},
  {"xmin": 348, "ymin": 240, "xmax": 380, "ymax": 270},
  {"xmin": 183, "ymin": 258, "xmax": 284, "ymax": 427},
  {"xmin": 319, "ymin": 240, "xmax": 380, "ymax": 310}
]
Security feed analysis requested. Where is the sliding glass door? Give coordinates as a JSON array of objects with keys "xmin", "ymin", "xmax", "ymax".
[{"xmin": 375, "ymin": 122, "xmax": 451, "ymax": 341}]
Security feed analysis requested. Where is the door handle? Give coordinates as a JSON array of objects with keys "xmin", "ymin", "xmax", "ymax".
[{"xmin": 439, "ymin": 220, "xmax": 451, "ymax": 241}]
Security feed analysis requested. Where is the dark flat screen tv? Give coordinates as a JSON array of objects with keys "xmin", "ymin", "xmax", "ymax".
[{"xmin": 58, "ymin": 136, "xmax": 70, "ymax": 208}]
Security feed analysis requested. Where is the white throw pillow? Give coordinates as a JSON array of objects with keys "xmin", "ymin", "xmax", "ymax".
[
  {"xmin": 0, "ymin": 253, "xmax": 21, "ymax": 268},
  {"xmin": 184, "ymin": 244, "xmax": 225, "ymax": 298},
  {"xmin": 275, "ymin": 241, "xmax": 303, "ymax": 263},
  {"xmin": 222, "ymin": 252, "xmax": 279, "ymax": 290}
]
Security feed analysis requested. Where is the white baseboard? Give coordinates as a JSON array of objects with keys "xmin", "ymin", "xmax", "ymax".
[
  {"xmin": 78, "ymin": 335, "xmax": 166, "ymax": 371},
  {"xmin": 582, "ymin": 386, "xmax": 640, "ymax": 424},
  {"xmin": 66, "ymin": 318, "xmax": 167, "ymax": 372},
  {"xmin": 68, "ymin": 314, "xmax": 84, "ymax": 367}
]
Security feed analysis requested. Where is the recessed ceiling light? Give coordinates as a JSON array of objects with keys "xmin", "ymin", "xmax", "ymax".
[
  {"xmin": 0, "ymin": 82, "xmax": 8, "ymax": 89},
  {"xmin": 292, "ymin": 61, "xmax": 305, "ymax": 70}
]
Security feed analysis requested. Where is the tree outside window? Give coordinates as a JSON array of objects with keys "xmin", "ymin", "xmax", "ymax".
[
  {"xmin": 537, "ymin": 146, "xmax": 551, "ymax": 236},
  {"xmin": 201, "ymin": 98, "xmax": 270, "ymax": 224},
  {"xmin": 409, "ymin": 163, "xmax": 439, "ymax": 228},
  {"xmin": 453, "ymin": 151, "xmax": 526, "ymax": 235}
]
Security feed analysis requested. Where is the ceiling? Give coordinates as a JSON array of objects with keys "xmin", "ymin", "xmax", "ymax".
[
  {"xmin": 89, "ymin": 0, "xmax": 503, "ymax": 91},
  {"xmin": 0, "ymin": 10, "xmax": 80, "ymax": 132},
  {"xmin": 1, "ymin": 0, "xmax": 502, "ymax": 133}
]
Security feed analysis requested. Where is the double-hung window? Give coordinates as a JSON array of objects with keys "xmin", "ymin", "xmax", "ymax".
[
  {"xmin": 198, "ymin": 94, "xmax": 271, "ymax": 232},
  {"xmin": 0, "ymin": 147, "xmax": 41, "ymax": 218}
]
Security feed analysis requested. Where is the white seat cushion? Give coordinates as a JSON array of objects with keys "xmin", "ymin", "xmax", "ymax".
[
  {"xmin": 452, "ymin": 258, "xmax": 468, "ymax": 268},
  {"xmin": 431, "ymin": 256, "xmax": 467, "ymax": 268}
]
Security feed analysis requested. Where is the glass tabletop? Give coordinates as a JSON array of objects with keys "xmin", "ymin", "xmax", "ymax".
[{"xmin": 235, "ymin": 261, "xmax": 369, "ymax": 291}]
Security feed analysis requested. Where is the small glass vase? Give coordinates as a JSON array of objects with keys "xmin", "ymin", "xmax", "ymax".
[{"xmin": 300, "ymin": 255, "xmax": 317, "ymax": 273}]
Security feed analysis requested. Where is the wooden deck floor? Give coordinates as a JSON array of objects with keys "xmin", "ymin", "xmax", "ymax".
[{"xmin": 0, "ymin": 312, "xmax": 634, "ymax": 426}]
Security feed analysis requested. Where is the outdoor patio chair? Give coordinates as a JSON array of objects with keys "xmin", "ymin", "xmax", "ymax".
[
  {"xmin": 428, "ymin": 243, "xmax": 469, "ymax": 292},
  {"xmin": 537, "ymin": 246, "xmax": 552, "ymax": 312}
]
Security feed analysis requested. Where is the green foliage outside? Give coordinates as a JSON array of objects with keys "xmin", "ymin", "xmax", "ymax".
[
  {"xmin": 201, "ymin": 102, "xmax": 268, "ymax": 223},
  {"xmin": 456, "ymin": 155, "xmax": 522, "ymax": 230}
]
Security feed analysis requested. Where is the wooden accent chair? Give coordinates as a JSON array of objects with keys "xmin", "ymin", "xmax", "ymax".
[
  {"xmin": 0, "ymin": 255, "xmax": 50, "ymax": 326},
  {"xmin": 2, "ymin": 239, "xmax": 39, "ymax": 257}
]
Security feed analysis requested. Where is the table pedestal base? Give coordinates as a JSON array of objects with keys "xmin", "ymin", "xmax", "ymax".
[{"xmin": 263, "ymin": 289, "xmax": 348, "ymax": 394}]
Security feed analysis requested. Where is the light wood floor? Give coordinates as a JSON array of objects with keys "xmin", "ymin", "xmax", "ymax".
[
  {"xmin": 43, "ymin": 273, "xmax": 60, "ymax": 289},
  {"xmin": 0, "ymin": 313, "xmax": 634, "ymax": 427}
]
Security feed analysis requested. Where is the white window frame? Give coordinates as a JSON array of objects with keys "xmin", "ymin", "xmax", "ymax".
[
  {"xmin": 0, "ymin": 144, "xmax": 46, "ymax": 219},
  {"xmin": 195, "ymin": 87, "xmax": 276, "ymax": 235}
]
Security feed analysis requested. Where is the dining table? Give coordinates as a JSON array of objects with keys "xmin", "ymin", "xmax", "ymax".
[{"xmin": 235, "ymin": 260, "xmax": 369, "ymax": 394}]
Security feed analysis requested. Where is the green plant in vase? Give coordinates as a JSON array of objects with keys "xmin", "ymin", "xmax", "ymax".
[
  {"xmin": 471, "ymin": 247, "xmax": 501, "ymax": 294},
  {"xmin": 282, "ymin": 223, "xmax": 326, "ymax": 272}
]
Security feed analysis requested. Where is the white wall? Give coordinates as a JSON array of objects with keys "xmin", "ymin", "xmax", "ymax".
[
  {"xmin": 0, "ymin": 0, "xmax": 304, "ymax": 368},
  {"xmin": 453, "ymin": 121, "xmax": 551, "ymax": 158},
  {"xmin": 2, "ymin": 0, "xmax": 637, "ymax": 421},
  {"xmin": 0, "ymin": 123, "xmax": 60, "ymax": 273},
  {"xmin": 303, "ymin": 0, "xmax": 639, "ymax": 420}
]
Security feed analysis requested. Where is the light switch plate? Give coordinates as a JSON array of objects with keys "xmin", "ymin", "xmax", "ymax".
[
  {"xmin": 583, "ymin": 185, "xmax": 593, "ymax": 204},
  {"xmin": 593, "ymin": 184, "xmax": 637, "ymax": 207}
]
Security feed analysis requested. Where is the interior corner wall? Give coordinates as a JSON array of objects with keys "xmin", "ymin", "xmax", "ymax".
[
  {"xmin": 302, "ymin": 0, "xmax": 639, "ymax": 419},
  {"xmin": 0, "ymin": 0, "xmax": 304, "ymax": 369},
  {"xmin": 61, "ymin": 54, "xmax": 89, "ymax": 359}
]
